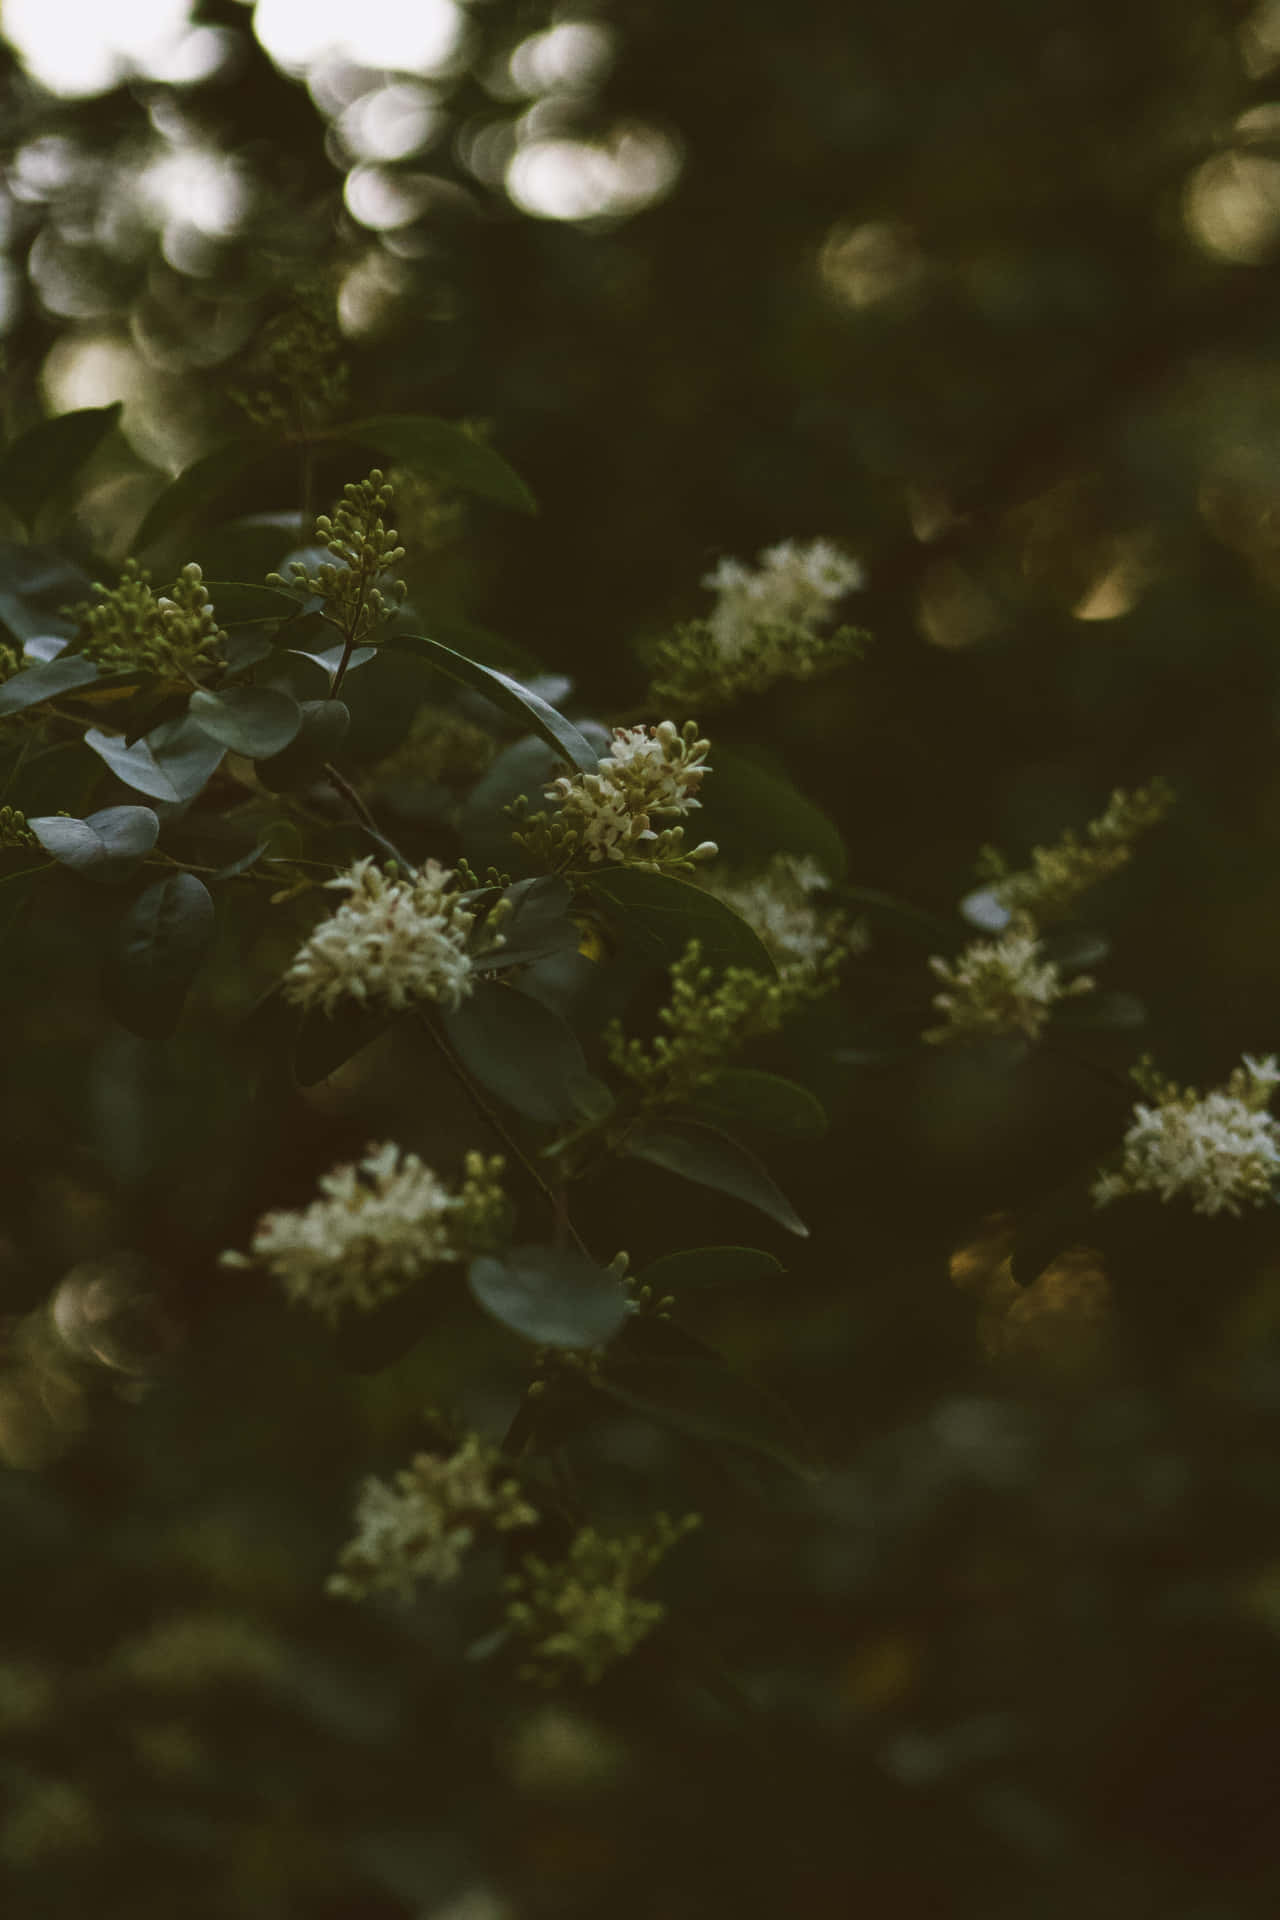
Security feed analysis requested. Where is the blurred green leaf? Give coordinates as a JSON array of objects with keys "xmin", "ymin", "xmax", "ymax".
[
  {"xmin": 635, "ymin": 1245, "xmax": 785, "ymax": 1293},
  {"xmin": 0, "ymin": 653, "xmax": 101, "ymax": 714},
  {"xmin": 586, "ymin": 867, "xmax": 774, "ymax": 974},
  {"xmin": 255, "ymin": 699, "xmax": 350, "ymax": 792},
  {"xmin": 294, "ymin": 1002, "xmax": 400, "ymax": 1088},
  {"xmin": 389, "ymin": 634, "xmax": 598, "ymax": 771},
  {"xmin": 0, "ymin": 404, "xmax": 122, "ymax": 533},
  {"xmin": 187, "ymin": 686, "xmax": 303, "ymax": 758},
  {"xmin": 625, "ymin": 1118, "xmax": 808, "ymax": 1236},
  {"xmin": 132, "ymin": 439, "xmax": 271, "ymax": 552},
  {"xmin": 441, "ymin": 982, "xmax": 613, "ymax": 1126},
  {"xmin": 104, "ymin": 871, "xmax": 215, "ymax": 1037},
  {"xmin": 85, "ymin": 713, "xmax": 226, "ymax": 803},
  {"xmin": 28, "ymin": 805, "xmax": 158, "ymax": 882},
  {"xmin": 697, "ymin": 745, "xmax": 847, "ymax": 880},
  {"xmin": 328, "ymin": 415, "xmax": 536, "ymax": 514},
  {"xmin": 692, "ymin": 1068, "xmax": 829, "ymax": 1139},
  {"xmin": 468, "ymin": 1246, "xmax": 628, "ymax": 1348},
  {"xmin": 203, "ymin": 580, "xmax": 303, "ymax": 625}
]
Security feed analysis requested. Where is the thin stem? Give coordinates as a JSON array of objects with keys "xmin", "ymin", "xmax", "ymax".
[
  {"xmin": 321, "ymin": 761, "xmax": 413, "ymax": 870},
  {"xmin": 327, "ymin": 631, "xmax": 357, "ymax": 700},
  {"xmin": 417, "ymin": 1011, "xmax": 593, "ymax": 1260}
]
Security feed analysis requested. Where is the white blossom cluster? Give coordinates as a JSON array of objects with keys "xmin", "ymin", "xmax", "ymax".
[
  {"xmin": 328, "ymin": 1435, "xmax": 538, "ymax": 1601},
  {"xmin": 652, "ymin": 539, "xmax": 865, "ymax": 705},
  {"xmin": 541, "ymin": 721, "xmax": 717, "ymax": 871},
  {"xmin": 1093, "ymin": 1055, "xmax": 1280, "ymax": 1218},
  {"xmin": 221, "ymin": 1143, "xmax": 505, "ymax": 1324},
  {"xmin": 282, "ymin": 856, "xmax": 476, "ymax": 1017},
  {"xmin": 926, "ymin": 919, "xmax": 1092, "ymax": 1045},
  {"xmin": 705, "ymin": 852, "xmax": 867, "ymax": 971}
]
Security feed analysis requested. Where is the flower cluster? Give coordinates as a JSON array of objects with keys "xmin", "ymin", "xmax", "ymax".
[
  {"xmin": 220, "ymin": 1143, "xmax": 506, "ymax": 1324},
  {"xmin": 230, "ymin": 286, "xmax": 349, "ymax": 431},
  {"xmin": 704, "ymin": 852, "xmax": 866, "ymax": 975},
  {"xmin": 606, "ymin": 936, "xmax": 831, "ymax": 1110},
  {"xmin": 0, "ymin": 805, "xmax": 34, "ymax": 848},
  {"xmin": 328, "ymin": 1435, "xmax": 538, "ymax": 1601},
  {"xmin": 505, "ymin": 1514, "xmax": 699, "ymax": 1685},
  {"xmin": 283, "ymin": 856, "xmax": 477, "ymax": 1016},
  {"xmin": 516, "ymin": 722, "xmax": 717, "ymax": 875},
  {"xmin": 925, "ymin": 918, "xmax": 1093, "ymax": 1045},
  {"xmin": 976, "ymin": 779, "xmax": 1173, "ymax": 926},
  {"xmin": 269, "ymin": 470, "xmax": 406, "ymax": 649},
  {"xmin": 1092, "ymin": 1055, "xmax": 1280, "ymax": 1217},
  {"xmin": 69, "ymin": 560, "xmax": 226, "ymax": 677},
  {"xmin": 652, "ymin": 539, "xmax": 867, "ymax": 707}
]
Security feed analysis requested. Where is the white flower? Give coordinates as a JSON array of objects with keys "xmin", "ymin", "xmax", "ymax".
[
  {"xmin": 704, "ymin": 852, "xmax": 866, "ymax": 970},
  {"xmin": 221, "ymin": 1143, "xmax": 496, "ymax": 1324},
  {"xmin": 926, "ymin": 921, "xmax": 1092, "ymax": 1044},
  {"xmin": 703, "ymin": 538, "xmax": 864, "ymax": 668},
  {"xmin": 1093, "ymin": 1059, "xmax": 1280, "ymax": 1217},
  {"xmin": 544, "ymin": 720, "xmax": 716, "ymax": 870},
  {"xmin": 328, "ymin": 1436, "xmax": 538, "ymax": 1601},
  {"xmin": 283, "ymin": 856, "xmax": 475, "ymax": 1016}
]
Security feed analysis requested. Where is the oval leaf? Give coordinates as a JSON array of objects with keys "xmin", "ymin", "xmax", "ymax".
[
  {"xmin": 29, "ymin": 805, "xmax": 159, "ymax": 881},
  {"xmin": 692, "ymin": 1068, "xmax": 828, "ymax": 1139},
  {"xmin": 294, "ymin": 1002, "xmax": 399, "ymax": 1088},
  {"xmin": 635, "ymin": 1246, "xmax": 785, "ymax": 1294},
  {"xmin": 468, "ymin": 1247, "xmax": 629, "ymax": 1349},
  {"xmin": 441, "ymin": 982, "xmax": 613, "ymax": 1126},
  {"xmin": 0, "ymin": 652, "xmax": 100, "ymax": 715},
  {"xmin": 187, "ymin": 686, "xmax": 303, "ymax": 758},
  {"xmin": 390, "ymin": 634, "xmax": 598, "ymax": 772},
  {"xmin": 624, "ymin": 1119, "xmax": 809, "ymax": 1236},
  {"xmin": 328, "ymin": 414, "xmax": 535, "ymax": 514},
  {"xmin": 255, "ymin": 699, "xmax": 351, "ymax": 792},
  {"xmin": 697, "ymin": 745, "xmax": 847, "ymax": 882},
  {"xmin": 0, "ymin": 404, "xmax": 123, "ymax": 532},
  {"xmin": 586, "ymin": 867, "xmax": 775, "ymax": 975},
  {"xmin": 85, "ymin": 714, "xmax": 226, "ymax": 804},
  {"xmin": 201, "ymin": 580, "xmax": 302, "ymax": 625},
  {"xmin": 104, "ymin": 872, "xmax": 215, "ymax": 1037},
  {"xmin": 470, "ymin": 875, "xmax": 581, "ymax": 970},
  {"xmin": 284, "ymin": 640, "xmax": 378, "ymax": 683},
  {"xmin": 132, "ymin": 439, "xmax": 272, "ymax": 553}
]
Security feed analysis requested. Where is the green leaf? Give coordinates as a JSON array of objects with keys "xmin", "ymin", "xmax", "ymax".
[
  {"xmin": 469, "ymin": 875, "xmax": 581, "ymax": 970},
  {"xmin": 132, "ymin": 439, "xmax": 270, "ymax": 553},
  {"xmin": 635, "ymin": 1245, "xmax": 785, "ymax": 1294},
  {"xmin": 585, "ymin": 867, "xmax": 775, "ymax": 975},
  {"xmin": 104, "ymin": 872, "xmax": 216, "ymax": 1037},
  {"xmin": 0, "ymin": 405, "xmax": 123, "ymax": 533},
  {"xmin": 335, "ymin": 1279, "xmax": 447, "ymax": 1375},
  {"xmin": 842, "ymin": 886, "xmax": 955, "ymax": 942},
  {"xmin": 0, "ymin": 653, "xmax": 101, "ymax": 715},
  {"xmin": 696, "ymin": 745, "xmax": 847, "ymax": 881},
  {"xmin": 327, "ymin": 415, "xmax": 536, "ymax": 514},
  {"xmin": 593, "ymin": 1338, "xmax": 811, "ymax": 1475},
  {"xmin": 202, "ymin": 580, "xmax": 303, "ymax": 626},
  {"xmin": 294, "ymin": 1002, "xmax": 400, "ymax": 1088},
  {"xmin": 624, "ymin": 1119, "xmax": 809, "ymax": 1236},
  {"xmin": 389, "ymin": 635, "xmax": 598, "ymax": 772},
  {"xmin": 28, "ymin": 805, "xmax": 158, "ymax": 882},
  {"xmin": 441, "ymin": 982, "xmax": 613, "ymax": 1126},
  {"xmin": 283, "ymin": 640, "xmax": 378, "ymax": 683},
  {"xmin": 468, "ymin": 1247, "xmax": 629, "ymax": 1349},
  {"xmin": 252, "ymin": 700, "xmax": 351, "ymax": 792},
  {"xmin": 691, "ymin": 1068, "xmax": 828, "ymax": 1139},
  {"xmin": 84, "ymin": 714, "xmax": 226, "ymax": 804},
  {"xmin": 187, "ymin": 686, "xmax": 303, "ymax": 758}
]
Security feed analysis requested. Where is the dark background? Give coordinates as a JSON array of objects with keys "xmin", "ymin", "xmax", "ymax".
[{"xmin": 3, "ymin": 2, "xmax": 1280, "ymax": 1914}]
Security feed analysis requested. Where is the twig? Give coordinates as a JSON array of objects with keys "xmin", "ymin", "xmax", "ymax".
[{"xmin": 321, "ymin": 761, "xmax": 413, "ymax": 870}]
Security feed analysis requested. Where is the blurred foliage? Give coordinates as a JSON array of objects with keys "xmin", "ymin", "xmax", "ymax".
[{"xmin": 3, "ymin": 1, "xmax": 1280, "ymax": 1916}]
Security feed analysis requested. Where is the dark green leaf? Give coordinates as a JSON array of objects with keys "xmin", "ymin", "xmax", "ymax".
[
  {"xmin": 692, "ymin": 1068, "xmax": 828, "ymax": 1139},
  {"xmin": 696, "ymin": 745, "xmax": 847, "ymax": 881},
  {"xmin": 328, "ymin": 414, "xmax": 535, "ymax": 514},
  {"xmin": 635, "ymin": 1245, "xmax": 785, "ymax": 1294},
  {"xmin": 336, "ymin": 1279, "xmax": 446, "ymax": 1374},
  {"xmin": 253, "ymin": 700, "xmax": 350, "ymax": 792},
  {"xmin": 104, "ymin": 872, "xmax": 215, "ymax": 1037},
  {"xmin": 132, "ymin": 440, "xmax": 270, "ymax": 553},
  {"xmin": 843, "ymin": 886, "xmax": 955, "ymax": 942},
  {"xmin": 0, "ymin": 405, "xmax": 122, "ymax": 532},
  {"xmin": 441, "ymin": 982, "xmax": 613, "ymax": 1126},
  {"xmin": 0, "ymin": 653, "xmax": 101, "ymax": 715},
  {"xmin": 294, "ymin": 1002, "xmax": 400, "ymax": 1088},
  {"xmin": 625, "ymin": 1119, "xmax": 809, "ymax": 1236},
  {"xmin": 389, "ymin": 635, "xmax": 598, "ymax": 772},
  {"xmin": 203, "ymin": 580, "xmax": 303, "ymax": 625},
  {"xmin": 187, "ymin": 686, "xmax": 303, "ymax": 758},
  {"xmin": 1038, "ymin": 927, "xmax": 1111, "ymax": 972},
  {"xmin": 470, "ymin": 875, "xmax": 580, "ymax": 970},
  {"xmin": 85, "ymin": 714, "xmax": 226, "ymax": 803},
  {"xmin": 593, "ymin": 1348, "xmax": 811, "ymax": 1475},
  {"xmin": 284, "ymin": 640, "xmax": 378, "ymax": 682},
  {"xmin": 28, "ymin": 805, "xmax": 158, "ymax": 882},
  {"xmin": 468, "ymin": 1247, "xmax": 629, "ymax": 1349},
  {"xmin": 586, "ymin": 867, "xmax": 774, "ymax": 975}
]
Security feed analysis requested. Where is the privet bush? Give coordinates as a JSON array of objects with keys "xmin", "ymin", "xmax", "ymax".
[{"xmin": 2, "ymin": 394, "xmax": 1275, "ymax": 1714}]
